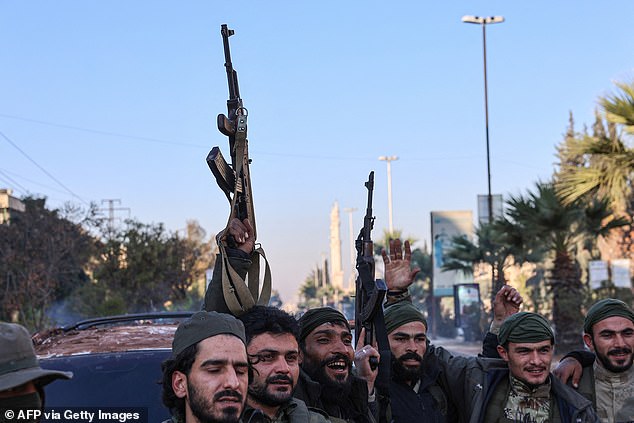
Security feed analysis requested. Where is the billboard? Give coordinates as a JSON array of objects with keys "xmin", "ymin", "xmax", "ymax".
[
  {"xmin": 477, "ymin": 194, "xmax": 504, "ymax": 225},
  {"xmin": 431, "ymin": 211, "xmax": 474, "ymax": 296}
]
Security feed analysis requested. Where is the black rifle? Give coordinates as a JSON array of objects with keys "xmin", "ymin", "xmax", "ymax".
[
  {"xmin": 207, "ymin": 24, "xmax": 256, "ymax": 239},
  {"xmin": 354, "ymin": 171, "xmax": 390, "ymax": 422},
  {"xmin": 206, "ymin": 24, "xmax": 270, "ymax": 316}
]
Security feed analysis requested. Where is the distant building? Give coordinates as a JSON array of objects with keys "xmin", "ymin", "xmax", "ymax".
[
  {"xmin": 329, "ymin": 201, "xmax": 344, "ymax": 289},
  {"xmin": 0, "ymin": 189, "xmax": 25, "ymax": 225}
]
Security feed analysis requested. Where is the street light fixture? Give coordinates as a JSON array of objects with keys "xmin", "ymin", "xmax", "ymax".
[
  {"xmin": 378, "ymin": 155, "xmax": 398, "ymax": 234},
  {"xmin": 461, "ymin": 15, "xmax": 504, "ymax": 224},
  {"xmin": 462, "ymin": 15, "xmax": 504, "ymax": 307}
]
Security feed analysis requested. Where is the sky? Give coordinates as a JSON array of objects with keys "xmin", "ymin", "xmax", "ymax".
[{"xmin": 1, "ymin": 1, "xmax": 634, "ymax": 306}]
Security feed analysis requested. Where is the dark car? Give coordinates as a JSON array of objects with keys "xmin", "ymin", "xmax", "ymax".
[{"xmin": 33, "ymin": 312, "xmax": 193, "ymax": 423}]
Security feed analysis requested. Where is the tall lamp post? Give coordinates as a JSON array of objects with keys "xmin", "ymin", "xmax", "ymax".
[
  {"xmin": 378, "ymin": 155, "xmax": 398, "ymax": 234},
  {"xmin": 462, "ymin": 15, "xmax": 504, "ymax": 306},
  {"xmin": 461, "ymin": 15, "xmax": 504, "ymax": 224}
]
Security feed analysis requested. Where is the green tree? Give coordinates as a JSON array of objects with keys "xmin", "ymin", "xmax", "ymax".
[
  {"xmin": 556, "ymin": 81, "xmax": 634, "ymax": 265},
  {"xmin": 90, "ymin": 219, "xmax": 204, "ymax": 314},
  {"xmin": 0, "ymin": 197, "xmax": 99, "ymax": 330},
  {"xmin": 506, "ymin": 182, "xmax": 625, "ymax": 353}
]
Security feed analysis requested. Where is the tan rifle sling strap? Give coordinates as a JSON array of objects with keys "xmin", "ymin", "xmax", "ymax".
[
  {"xmin": 217, "ymin": 237, "xmax": 272, "ymax": 316},
  {"xmin": 217, "ymin": 110, "xmax": 272, "ymax": 316}
]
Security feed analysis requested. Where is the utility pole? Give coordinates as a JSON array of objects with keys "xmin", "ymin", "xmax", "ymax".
[{"xmin": 99, "ymin": 199, "xmax": 131, "ymax": 236}]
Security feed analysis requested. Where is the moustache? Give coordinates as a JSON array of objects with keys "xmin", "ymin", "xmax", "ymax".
[
  {"xmin": 267, "ymin": 375, "xmax": 293, "ymax": 384},
  {"xmin": 321, "ymin": 353, "xmax": 353, "ymax": 368},
  {"xmin": 213, "ymin": 389, "xmax": 243, "ymax": 402},
  {"xmin": 608, "ymin": 347, "xmax": 633, "ymax": 356},
  {"xmin": 398, "ymin": 352, "xmax": 423, "ymax": 363}
]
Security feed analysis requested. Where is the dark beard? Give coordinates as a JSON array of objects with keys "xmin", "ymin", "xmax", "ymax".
[
  {"xmin": 596, "ymin": 346, "xmax": 634, "ymax": 373},
  {"xmin": 303, "ymin": 353, "xmax": 353, "ymax": 404},
  {"xmin": 188, "ymin": 382, "xmax": 243, "ymax": 423},
  {"xmin": 248, "ymin": 374, "xmax": 295, "ymax": 407},
  {"xmin": 391, "ymin": 352, "xmax": 424, "ymax": 384}
]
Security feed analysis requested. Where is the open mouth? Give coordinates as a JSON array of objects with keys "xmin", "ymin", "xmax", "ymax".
[
  {"xmin": 326, "ymin": 359, "xmax": 348, "ymax": 373},
  {"xmin": 525, "ymin": 368, "xmax": 546, "ymax": 376}
]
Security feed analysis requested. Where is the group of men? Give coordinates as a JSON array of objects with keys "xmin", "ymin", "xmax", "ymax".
[
  {"xmin": 160, "ymin": 218, "xmax": 634, "ymax": 423},
  {"xmin": 1, "ymin": 218, "xmax": 632, "ymax": 423}
]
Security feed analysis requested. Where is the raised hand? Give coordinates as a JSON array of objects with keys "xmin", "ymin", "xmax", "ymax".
[
  {"xmin": 223, "ymin": 218, "xmax": 255, "ymax": 254},
  {"xmin": 382, "ymin": 238, "xmax": 420, "ymax": 291},
  {"xmin": 492, "ymin": 285, "xmax": 522, "ymax": 324}
]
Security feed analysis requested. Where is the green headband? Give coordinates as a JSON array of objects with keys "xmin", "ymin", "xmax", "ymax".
[
  {"xmin": 498, "ymin": 312, "xmax": 554, "ymax": 346},
  {"xmin": 584, "ymin": 298, "xmax": 634, "ymax": 334},
  {"xmin": 298, "ymin": 307, "xmax": 350, "ymax": 342},
  {"xmin": 384, "ymin": 301, "xmax": 427, "ymax": 334}
]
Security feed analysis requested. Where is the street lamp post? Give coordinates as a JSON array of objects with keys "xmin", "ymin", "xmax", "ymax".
[
  {"xmin": 461, "ymin": 15, "xmax": 504, "ymax": 224},
  {"xmin": 378, "ymin": 155, "xmax": 398, "ymax": 234},
  {"xmin": 462, "ymin": 15, "xmax": 504, "ymax": 306}
]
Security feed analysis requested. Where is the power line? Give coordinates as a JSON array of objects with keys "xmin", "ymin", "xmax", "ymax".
[
  {"xmin": 0, "ymin": 167, "xmax": 72, "ymax": 195},
  {"xmin": 0, "ymin": 113, "xmax": 205, "ymax": 148},
  {"xmin": 0, "ymin": 169, "xmax": 29, "ymax": 193},
  {"xmin": 0, "ymin": 131, "xmax": 89, "ymax": 206}
]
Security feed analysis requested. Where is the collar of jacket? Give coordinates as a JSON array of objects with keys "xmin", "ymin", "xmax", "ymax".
[{"xmin": 242, "ymin": 399, "xmax": 300, "ymax": 422}]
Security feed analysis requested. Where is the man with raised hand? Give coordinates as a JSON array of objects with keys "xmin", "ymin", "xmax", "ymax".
[
  {"xmin": 554, "ymin": 298, "xmax": 634, "ymax": 423},
  {"xmin": 237, "ymin": 305, "xmax": 329, "ymax": 422},
  {"xmin": 161, "ymin": 311, "xmax": 249, "ymax": 423}
]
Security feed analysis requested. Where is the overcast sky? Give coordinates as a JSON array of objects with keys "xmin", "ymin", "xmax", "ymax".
[{"xmin": 2, "ymin": 1, "xmax": 633, "ymax": 304}]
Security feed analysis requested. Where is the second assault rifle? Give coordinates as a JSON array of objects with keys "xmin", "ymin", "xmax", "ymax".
[
  {"xmin": 354, "ymin": 171, "xmax": 390, "ymax": 422},
  {"xmin": 206, "ymin": 24, "xmax": 270, "ymax": 316}
]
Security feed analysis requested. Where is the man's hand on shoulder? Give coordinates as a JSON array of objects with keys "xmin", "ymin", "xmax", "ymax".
[{"xmin": 553, "ymin": 357, "xmax": 583, "ymax": 388}]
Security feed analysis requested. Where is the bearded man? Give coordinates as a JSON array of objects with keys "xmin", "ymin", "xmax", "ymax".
[
  {"xmin": 238, "ymin": 305, "xmax": 329, "ymax": 422},
  {"xmin": 161, "ymin": 311, "xmax": 249, "ymax": 423},
  {"xmin": 296, "ymin": 308, "xmax": 380, "ymax": 423},
  {"xmin": 555, "ymin": 298, "xmax": 634, "ymax": 423}
]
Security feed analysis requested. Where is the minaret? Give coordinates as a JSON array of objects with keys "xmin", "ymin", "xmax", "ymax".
[{"xmin": 330, "ymin": 202, "xmax": 344, "ymax": 289}]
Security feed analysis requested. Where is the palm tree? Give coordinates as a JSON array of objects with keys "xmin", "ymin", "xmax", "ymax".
[
  {"xmin": 556, "ymin": 80, "xmax": 634, "ymax": 266},
  {"xmin": 506, "ymin": 182, "xmax": 626, "ymax": 353},
  {"xmin": 442, "ymin": 219, "xmax": 544, "ymax": 306}
]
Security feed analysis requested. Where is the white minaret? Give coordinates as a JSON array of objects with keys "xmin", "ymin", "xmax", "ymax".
[{"xmin": 330, "ymin": 202, "xmax": 344, "ymax": 289}]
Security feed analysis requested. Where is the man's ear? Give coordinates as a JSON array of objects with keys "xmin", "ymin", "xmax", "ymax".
[
  {"xmin": 497, "ymin": 345, "xmax": 509, "ymax": 362},
  {"xmin": 172, "ymin": 371, "xmax": 188, "ymax": 399},
  {"xmin": 583, "ymin": 333, "xmax": 595, "ymax": 352},
  {"xmin": 299, "ymin": 349, "xmax": 304, "ymax": 365}
]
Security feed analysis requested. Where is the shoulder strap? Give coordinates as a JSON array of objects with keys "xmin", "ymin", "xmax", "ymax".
[{"xmin": 217, "ymin": 234, "xmax": 271, "ymax": 316}]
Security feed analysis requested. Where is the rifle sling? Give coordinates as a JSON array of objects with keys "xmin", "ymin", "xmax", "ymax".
[{"xmin": 218, "ymin": 116, "xmax": 271, "ymax": 316}]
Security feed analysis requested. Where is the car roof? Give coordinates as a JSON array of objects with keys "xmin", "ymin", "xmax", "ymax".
[{"xmin": 34, "ymin": 312, "xmax": 193, "ymax": 358}]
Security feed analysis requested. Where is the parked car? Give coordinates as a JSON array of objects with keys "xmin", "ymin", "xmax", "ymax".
[{"xmin": 33, "ymin": 312, "xmax": 193, "ymax": 422}]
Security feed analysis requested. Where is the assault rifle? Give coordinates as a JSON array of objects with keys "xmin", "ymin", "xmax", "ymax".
[
  {"xmin": 206, "ymin": 24, "xmax": 270, "ymax": 316},
  {"xmin": 354, "ymin": 171, "xmax": 390, "ymax": 422}
]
